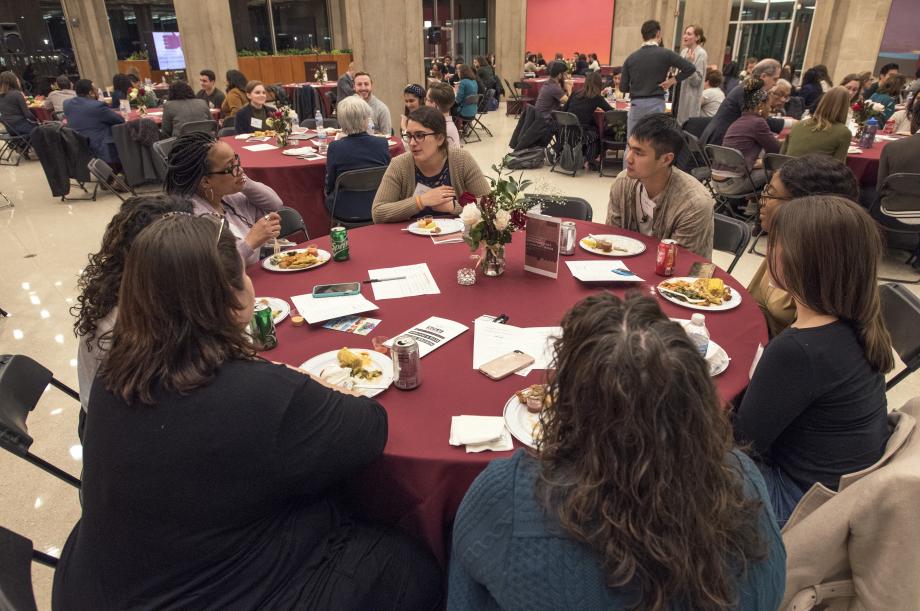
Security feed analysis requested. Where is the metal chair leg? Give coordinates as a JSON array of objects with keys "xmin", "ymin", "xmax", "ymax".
[{"xmin": 0, "ymin": 191, "xmax": 12, "ymax": 210}]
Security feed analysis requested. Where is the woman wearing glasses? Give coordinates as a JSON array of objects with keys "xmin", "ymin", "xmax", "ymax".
[
  {"xmin": 371, "ymin": 106, "xmax": 489, "ymax": 223},
  {"xmin": 165, "ymin": 131, "xmax": 282, "ymax": 265},
  {"xmin": 55, "ymin": 215, "xmax": 442, "ymax": 610},
  {"xmin": 747, "ymin": 154, "xmax": 860, "ymax": 337}
]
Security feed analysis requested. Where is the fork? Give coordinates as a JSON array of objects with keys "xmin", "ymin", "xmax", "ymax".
[{"xmin": 658, "ymin": 286, "xmax": 707, "ymax": 304}]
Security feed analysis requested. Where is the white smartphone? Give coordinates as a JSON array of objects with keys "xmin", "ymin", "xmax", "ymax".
[{"xmin": 478, "ymin": 350, "xmax": 535, "ymax": 380}]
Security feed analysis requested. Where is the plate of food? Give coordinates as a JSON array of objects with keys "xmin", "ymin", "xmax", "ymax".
[
  {"xmin": 406, "ymin": 216, "xmax": 464, "ymax": 236},
  {"xmin": 579, "ymin": 234, "xmax": 647, "ymax": 257},
  {"xmin": 261, "ymin": 245, "xmax": 330, "ymax": 272},
  {"xmin": 657, "ymin": 277, "xmax": 741, "ymax": 311},
  {"xmin": 502, "ymin": 385, "xmax": 548, "ymax": 449},
  {"xmin": 300, "ymin": 347, "xmax": 393, "ymax": 398},
  {"xmin": 255, "ymin": 297, "xmax": 290, "ymax": 325}
]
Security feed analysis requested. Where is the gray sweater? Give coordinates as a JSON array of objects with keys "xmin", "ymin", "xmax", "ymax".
[{"xmin": 160, "ymin": 98, "xmax": 212, "ymax": 138}]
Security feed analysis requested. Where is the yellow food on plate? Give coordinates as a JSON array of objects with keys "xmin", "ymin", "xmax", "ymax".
[
  {"xmin": 661, "ymin": 278, "xmax": 733, "ymax": 306},
  {"xmin": 271, "ymin": 249, "xmax": 322, "ymax": 269},
  {"xmin": 336, "ymin": 348, "xmax": 382, "ymax": 380},
  {"xmin": 582, "ymin": 237, "xmax": 597, "ymax": 249}
]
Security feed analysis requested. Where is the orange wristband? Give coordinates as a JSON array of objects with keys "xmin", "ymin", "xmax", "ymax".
[{"xmin": 415, "ymin": 195, "xmax": 423, "ymax": 210}]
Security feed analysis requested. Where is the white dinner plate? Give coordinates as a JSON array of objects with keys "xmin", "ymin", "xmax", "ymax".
[
  {"xmin": 299, "ymin": 349, "xmax": 393, "ymax": 398},
  {"xmin": 261, "ymin": 248, "xmax": 331, "ymax": 273},
  {"xmin": 578, "ymin": 234, "xmax": 647, "ymax": 257},
  {"xmin": 502, "ymin": 394, "xmax": 542, "ymax": 450},
  {"xmin": 282, "ymin": 146, "xmax": 320, "ymax": 157},
  {"xmin": 255, "ymin": 297, "xmax": 290, "ymax": 325},
  {"xmin": 405, "ymin": 218, "xmax": 464, "ymax": 236},
  {"xmin": 657, "ymin": 277, "xmax": 742, "ymax": 312}
]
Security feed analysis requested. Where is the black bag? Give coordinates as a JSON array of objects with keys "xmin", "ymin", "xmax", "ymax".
[
  {"xmin": 558, "ymin": 135, "xmax": 583, "ymax": 173},
  {"xmin": 506, "ymin": 146, "xmax": 545, "ymax": 169}
]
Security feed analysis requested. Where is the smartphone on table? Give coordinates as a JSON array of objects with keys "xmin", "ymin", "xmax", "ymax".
[
  {"xmin": 312, "ymin": 282, "xmax": 361, "ymax": 298},
  {"xmin": 479, "ymin": 350, "xmax": 535, "ymax": 380}
]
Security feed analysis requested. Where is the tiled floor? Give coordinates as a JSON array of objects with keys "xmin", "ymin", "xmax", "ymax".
[{"xmin": 2, "ymin": 108, "xmax": 918, "ymax": 609}]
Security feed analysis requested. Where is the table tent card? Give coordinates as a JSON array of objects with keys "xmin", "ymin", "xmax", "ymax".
[{"xmin": 523, "ymin": 213, "xmax": 562, "ymax": 279}]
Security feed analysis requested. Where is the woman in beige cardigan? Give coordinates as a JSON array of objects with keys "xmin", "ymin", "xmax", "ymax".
[{"xmin": 372, "ymin": 106, "xmax": 489, "ymax": 223}]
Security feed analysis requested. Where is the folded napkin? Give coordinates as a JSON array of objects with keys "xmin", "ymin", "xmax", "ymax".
[{"xmin": 449, "ymin": 416, "xmax": 514, "ymax": 453}]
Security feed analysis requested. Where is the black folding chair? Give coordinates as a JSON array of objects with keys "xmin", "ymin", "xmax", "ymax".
[
  {"xmin": 299, "ymin": 117, "xmax": 340, "ymax": 129},
  {"xmin": 747, "ymin": 153, "xmax": 795, "ymax": 256},
  {"xmin": 879, "ymin": 283, "xmax": 920, "ymax": 390},
  {"xmin": 713, "ymin": 213, "xmax": 751, "ymax": 274},
  {"xmin": 177, "ymin": 120, "xmax": 218, "ymax": 137},
  {"xmin": 705, "ymin": 144, "xmax": 765, "ymax": 220},
  {"xmin": 503, "ymin": 78, "xmax": 529, "ymax": 118},
  {"xmin": 470, "ymin": 90, "xmax": 494, "ymax": 138},
  {"xmin": 329, "ymin": 166, "xmax": 388, "ymax": 229},
  {"xmin": 88, "ymin": 158, "xmax": 135, "ymax": 202},
  {"xmin": 0, "ymin": 116, "xmax": 30, "ymax": 166},
  {"xmin": 0, "ymin": 355, "xmax": 82, "ymax": 491},
  {"xmin": 681, "ymin": 131, "xmax": 713, "ymax": 185},
  {"xmin": 457, "ymin": 95, "xmax": 482, "ymax": 144},
  {"xmin": 0, "ymin": 525, "xmax": 49, "ymax": 610},
  {"xmin": 525, "ymin": 194, "xmax": 593, "ymax": 221},
  {"xmin": 681, "ymin": 116, "xmax": 712, "ymax": 139},
  {"xmin": 277, "ymin": 206, "xmax": 309, "ymax": 242},
  {"xmin": 324, "ymin": 90, "xmax": 337, "ymax": 116},
  {"xmin": 151, "ymin": 137, "xmax": 177, "ymax": 179},
  {"xmin": 550, "ymin": 110, "xmax": 584, "ymax": 177},
  {"xmin": 217, "ymin": 126, "xmax": 237, "ymax": 137},
  {"xmin": 872, "ymin": 173, "xmax": 920, "ymax": 284},
  {"xmin": 599, "ymin": 110, "xmax": 628, "ymax": 177}
]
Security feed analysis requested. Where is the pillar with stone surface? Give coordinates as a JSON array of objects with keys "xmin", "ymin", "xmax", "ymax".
[
  {"xmin": 611, "ymin": 0, "xmax": 677, "ymax": 64},
  {"xmin": 173, "ymin": 0, "xmax": 239, "ymax": 94},
  {"xmin": 343, "ymin": 0, "xmax": 424, "ymax": 133},
  {"xmin": 681, "ymin": 0, "xmax": 731, "ymax": 73},
  {"xmin": 60, "ymin": 0, "xmax": 119, "ymax": 89},
  {"xmin": 489, "ymin": 0, "xmax": 527, "ymax": 92}
]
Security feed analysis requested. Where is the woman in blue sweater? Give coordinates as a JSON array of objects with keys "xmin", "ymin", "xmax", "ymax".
[
  {"xmin": 455, "ymin": 64, "xmax": 479, "ymax": 120},
  {"xmin": 449, "ymin": 292, "xmax": 786, "ymax": 611}
]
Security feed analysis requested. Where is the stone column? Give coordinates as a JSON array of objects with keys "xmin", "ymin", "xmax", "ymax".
[
  {"xmin": 490, "ymin": 0, "xmax": 526, "ymax": 87},
  {"xmin": 327, "ymin": 0, "xmax": 349, "ymax": 50},
  {"xmin": 343, "ymin": 0, "xmax": 423, "ymax": 132},
  {"xmin": 173, "ymin": 0, "xmax": 239, "ymax": 90},
  {"xmin": 682, "ymin": 0, "xmax": 731, "ymax": 70},
  {"xmin": 611, "ymin": 0, "xmax": 678, "ymax": 63},
  {"xmin": 804, "ymin": 0, "xmax": 893, "ymax": 82},
  {"xmin": 60, "ymin": 0, "xmax": 118, "ymax": 88}
]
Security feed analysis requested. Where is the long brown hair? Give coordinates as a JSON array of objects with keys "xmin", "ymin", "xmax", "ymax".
[
  {"xmin": 0, "ymin": 71, "xmax": 21, "ymax": 94},
  {"xmin": 582, "ymin": 70, "xmax": 604, "ymax": 98},
  {"xmin": 809, "ymin": 86, "xmax": 850, "ymax": 131},
  {"xmin": 99, "ymin": 215, "xmax": 256, "ymax": 404},
  {"xmin": 768, "ymin": 196, "xmax": 894, "ymax": 373},
  {"xmin": 536, "ymin": 292, "xmax": 765, "ymax": 611},
  {"xmin": 72, "ymin": 194, "xmax": 194, "ymax": 344}
]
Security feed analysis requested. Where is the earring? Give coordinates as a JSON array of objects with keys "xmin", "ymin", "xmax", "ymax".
[{"xmin": 205, "ymin": 186, "xmax": 215, "ymax": 204}]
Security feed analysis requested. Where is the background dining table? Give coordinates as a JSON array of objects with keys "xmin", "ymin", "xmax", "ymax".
[
  {"xmin": 247, "ymin": 219, "xmax": 769, "ymax": 564},
  {"xmin": 223, "ymin": 134, "xmax": 405, "ymax": 238}
]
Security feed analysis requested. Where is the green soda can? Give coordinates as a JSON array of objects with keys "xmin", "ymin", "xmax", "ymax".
[
  {"xmin": 250, "ymin": 302, "xmax": 278, "ymax": 350},
  {"xmin": 331, "ymin": 226, "xmax": 349, "ymax": 262}
]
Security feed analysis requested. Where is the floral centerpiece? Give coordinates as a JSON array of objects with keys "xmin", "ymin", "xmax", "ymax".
[
  {"xmin": 266, "ymin": 105, "xmax": 296, "ymax": 147},
  {"xmin": 851, "ymin": 99, "xmax": 887, "ymax": 139},
  {"xmin": 459, "ymin": 156, "xmax": 535, "ymax": 276},
  {"xmin": 313, "ymin": 66, "xmax": 329, "ymax": 83},
  {"xmin": 128, "ymin": 86, "xmax": 149, "ymax": 114}
]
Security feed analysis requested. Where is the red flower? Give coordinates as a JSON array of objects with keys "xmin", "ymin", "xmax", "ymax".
[
  {"xmin": 273, "ymin": 111, "xmax": 283, "ymax": 119},
  {"xmin": 138, "ymin": 88, "xmax": 146, "ymax": 96},
  {"xmin": 851, "ymin": 102, "xmax": 861, "ymax": 111},
  {"xmin": 510, "ymin": 209, "xmax": 528, "ymax": 230},
  {"xmin": 458, "ymin": 191, "xmax": 477, "ymax": 205}
]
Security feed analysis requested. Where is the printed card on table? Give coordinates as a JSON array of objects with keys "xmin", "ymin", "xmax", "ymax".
[
  {"xmin": 322, "ymin": 315, "xmax": 382, "ymax": 336},
  {"xmin": 524, "ymin": 213, "xmax": 561, "ymax": 279},
  {"xmin": 383, "ymin": 316, "xmax": 469, "ymax": 358}
]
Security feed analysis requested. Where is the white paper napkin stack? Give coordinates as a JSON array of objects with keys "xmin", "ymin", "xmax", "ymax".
[{"xmin": 449, "ymin": 416, "xmax": 514, "ymax": 453}]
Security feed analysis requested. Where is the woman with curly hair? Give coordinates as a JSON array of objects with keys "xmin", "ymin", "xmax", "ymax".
[
  {"xmin": 720, "ymin": 77, "xmax": 780, "ymax": 191},
  {"xmin": 449, "ymin": 292, "xmax": 786, "ymax": 611},
  {"xmin": 72, "ymin": 194, "xmax": 193, "ymax": 415}
]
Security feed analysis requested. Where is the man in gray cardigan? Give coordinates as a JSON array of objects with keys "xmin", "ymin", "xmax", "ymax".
[{"xmin": 606, "ymin": 113, "xmax": 714, "ymax": 259}]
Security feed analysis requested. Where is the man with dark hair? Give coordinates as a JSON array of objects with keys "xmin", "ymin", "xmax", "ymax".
[
  {"xmin": 605, "ymin": 113, "xmax": 714, "ymax": 258},
  {"xmin": 352, "ymin": 71, "xmax": 391, "ymax": 135},
  {"xmin": 63, "ymin": 79, "xmax": 125, "ymax": 164},
  {"xmin": 621, "ymin": 19, "xmax": 696, "ymax": 138},
  {"xmin": 442, "ymin": 55, "xmax": 455, "ymax": 75},
  {"xmin": 43, "ymin": 75, "xmax": 76, "ymax": 113},
  {"xmin": 864, "ymin": 62, "xmax": 900, "ymax": 99},
  {"xmin": 196, "ymin": 69, "xmax": 225, "ymax": 109}
]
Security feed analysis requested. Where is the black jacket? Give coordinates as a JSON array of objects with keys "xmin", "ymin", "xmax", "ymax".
[{"xmin": 30, "ymin": 122, "xmax": 93, "ymax": 197}]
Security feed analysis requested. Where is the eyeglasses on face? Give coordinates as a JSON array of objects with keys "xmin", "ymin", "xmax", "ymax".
[
  {"xmin": 207, "ymin": 154, "xmax": 242, "ymax": 176},
  {"xmin": 405, "ymin": 131, "xmax": 436, "ymax": 143},
  {"xmin": 760, "ymin": 185, "xmax": 795, "ymax": 204}
]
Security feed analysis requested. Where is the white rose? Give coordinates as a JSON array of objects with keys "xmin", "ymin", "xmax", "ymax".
[
  {"xmin": 494, "ymin": 209, "xmax": 512, "ymax": 231},
  {"xmin": 872, "ymin": 102, "xmax": 885, "ymax": 113},
  {"xmin": 460, "ymin": 203, "xmax": 482, "ymax": 227}
]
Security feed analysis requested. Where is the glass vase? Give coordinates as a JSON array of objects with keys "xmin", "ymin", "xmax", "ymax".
[
  {"xmin": 276, "ymin": 132, "xmax": 289, "ymax": 148},
  {"xmin": 482, "ymin": 243, "xmax": 505, "ymax": 277}
]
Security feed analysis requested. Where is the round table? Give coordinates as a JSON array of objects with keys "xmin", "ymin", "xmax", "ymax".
[
  {"xmin": 248, "ymin": 220, "xmax": 768, "ymax": 563},
  {"xmin": 283, "ymin": 82, "xmax": 337, "ymax": 116},
  {"xmin": 522, "ymin": 76, "xmax": 585, "ymax": 101},
  {"xmin": 223, "ymin": 135, "xmax": 405, "ymax": 239},
  {"xmin": 846, "ymin": 138, "xmax": 892, "ymax": 186}
]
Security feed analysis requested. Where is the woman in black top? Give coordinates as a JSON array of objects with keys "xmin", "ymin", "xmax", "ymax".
[
  {"xmin": 108, "ymin": 73, "xmax": 132, "ymax": 109},
  {"xmin": 0, "ymin": 71, "xmax": 37, "ymax": 138},
  {"xmin": 573, "ymin": 53, "xmax": 589, "ymax": 76},
  {"xmin": 53, "ymin": 215, "xmax": 441, "ymax": 610},
  {"xmin": 799, "ymin": 68, "xmax": 824, "ymax": 112},
  {"xmin": 734, "ymin": 195, "xmax": 893, "ymax": 527},
  {"xmin": 234, "ymin": 80, "xmax": 277, "ymax": 134},
  {"xmin": 562, "ymin": 71, "xmax": 612, "ymax": 168}
]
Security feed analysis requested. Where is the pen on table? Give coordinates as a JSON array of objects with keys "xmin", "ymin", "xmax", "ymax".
[
  {"xmin": 493, "ymin": 314, "xmax": 509, "ymax": 324},
  {"xmin": 363, "ymin": 276, "xmax": 407, "ymax": 283}
]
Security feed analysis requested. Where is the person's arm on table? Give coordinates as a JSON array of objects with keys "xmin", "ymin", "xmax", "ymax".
[
  {"xmin": 371, "ymin": 158, "xmax": 457, "ymax": 223},
  {"xmin": 101, "ymin": 104, "xmax": 126, "ymax": 126},
  {"xmin": 597, "ymin": 96, "xmax": 613, "ymax": 112},
  {"xmin": 734, "ymin": 336, "xmax": 815, "ymax": 456}
]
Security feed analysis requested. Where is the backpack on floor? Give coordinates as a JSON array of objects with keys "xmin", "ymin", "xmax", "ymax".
[
  {"xmin": 558, "ymin": 137, "xmax": 584, "ymax": 173},
  {"xmin": 506, "ymin": 147, "xmax": 545, "ymax": 170}
]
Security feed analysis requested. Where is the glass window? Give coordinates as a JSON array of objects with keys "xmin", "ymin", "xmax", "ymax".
[
  {"xmin": 767, "ymin": 0, "xmax": 795, "ymax": 21},
  {"xmin": 272, "ymin": 0, "xmax": 330, "ymax": 52},
  {"xmin": 730, "ymin": 0, "xmax": 742, "ymax": 21},
  {"xmin": 740, "ymin": 0, "xmax": 767, "ymax": 22},
  {"xmin": 105, "ymin": 1, "xmax": 179, "ymax": 61},
  {"xmin": 738, "ymin": 22, "xmax": 790, "ymax": 63}
]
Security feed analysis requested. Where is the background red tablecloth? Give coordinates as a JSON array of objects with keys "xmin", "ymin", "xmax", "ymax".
[
  {"xmin": 521, "ymin": 76, "xmax": 585, "ymax": 101},
  {"xmin": 224, "ymin": 135, "xmax": 405, "ymax": 238},
  {"xmin": 283, "ymin": 82, "xmax": 337, "ymax": 116},
  {"xmin": 35, "ymin": 107, "xmax": 219, "ymax": 126},
  {"xmin": 248, "ymin": 220, "xmax": 768, "ymax": 563},
  {"xmin": 30, "ymin": 106, "xmax": 53, "ymax": 122},
  {"xmin": 846, "ymin": 139, "xmax": 889, "ymax": 186}
]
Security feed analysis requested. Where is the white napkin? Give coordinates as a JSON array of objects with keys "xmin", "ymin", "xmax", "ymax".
[{"xmin": 449, "ymin": 416, "xmax": 514, "ymax": 453}]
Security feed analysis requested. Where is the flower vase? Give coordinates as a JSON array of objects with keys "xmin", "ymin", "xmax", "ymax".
[
  {"xmin": 276, "ymin": 132, "xmax": 289, "ymax": 148},
  {"xmin": 138, "ymin": 105, "xmax": 147, "ymax": 116},
  {"xmin": 482, "ymin": 243, "xmax": 506, "ymax": 277},
  {"xmin": 854, "ymin": 124, "xmax": 865, "ymax": 142}
]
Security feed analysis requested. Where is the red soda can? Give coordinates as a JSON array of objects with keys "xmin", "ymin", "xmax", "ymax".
[
  {"xmin": 884, "ymin": 119, "xmax": 895, "ymax": 135},
  {"xmin": 655, "ymin": 239, "xmax": 677, "ymax": 276}
]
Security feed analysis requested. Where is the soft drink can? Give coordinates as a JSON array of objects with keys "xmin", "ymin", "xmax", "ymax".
[
  {"xmin": 331, "ymin": 226, "xmax": 349, "ymax": 261},
  {"xmin": 655, "ymin": 239, "xmax": 677, "ymax": 277},
  {"xmin": 391, "ymin": 335, "xmax": 421, "ymax": 390},
  {"xmin": 560, "ymin": 221, "xmax": 577, "ymax": 255},
  {"xmin": 884, "ymin": 119, "xmax": 895, "ymax": 135},
  {"xmin": 250, "ymin": 303, "xmax": 278, "ymax": 350}
]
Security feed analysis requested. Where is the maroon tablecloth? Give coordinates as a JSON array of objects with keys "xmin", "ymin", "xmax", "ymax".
[
  {"xmin": 39, "ymin": 107, "xmax": 219, "ymax": 126},
  {"xmin": 847, "ymin": 138, "xmax": 890, "ymax": 186},
  {"xmin": 521, "ymin": 76, "xmax": 585, "ymax": 101},
  {"xmin": 30, "ymin": 106, "xmax": 53, "ymax": 122},
  {"xmin": 224, "ymin": 135, "xmax": 405, "ymax": 238},
  {"xmin": 283, "ymin": 82, "xmax": 337, "ymax": 116},
  {"xmin": 248, "ymin": 221, "xmax": 768, "ymax": 563}
]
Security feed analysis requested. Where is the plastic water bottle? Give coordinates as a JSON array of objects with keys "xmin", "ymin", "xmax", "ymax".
[
  {"xmin": 314, "ymin": 110, "xmax": 327, "ymax": 153},
  {"xmin": 686, "ymin": 313, "xmax": 710, "ymax": 357},
  {"xmin": 859, "ymin": 117, "xmax": 878, "ymax": 149},
  {"xmin": 314, "ymin": 109, "xmax": 324, "ymax": 131},
  {"xmin": 367, "ymin": 117, "xmax": 375, "ymax": 133}
]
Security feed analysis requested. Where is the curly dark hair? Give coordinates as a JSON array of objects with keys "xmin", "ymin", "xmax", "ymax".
[
  {"xmin": 72, "ymin": 194, "xmax": 194, "ymax": 345},
  {"xmin": 536, "ymin": 292, "xmax": 766, "ymax": 611},
  {"xmin": 741, "ymin": 77, "xmax": 768, "ymax": 112},
  {"xmin": 112, "ymin": 73, "xmax": 132, "ymax": 96},
  {"xmin": 167, "ymin": 80, "xmax": 196, "ymax": 101},
  {"xmin": 777, "ymin": 153, "xmax": 859, "ymax": 200}
]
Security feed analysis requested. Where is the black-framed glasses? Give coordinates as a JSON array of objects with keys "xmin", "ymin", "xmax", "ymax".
[
  {"xmin": 760, "ymin": 185, "xmax": 795, "ymax": 205},
  {"xmin": 405, "ymin": 131, "xmax": 436, "ymax": 143},
  {"xmin": 207, "ymin": 154, "xmax": 242, "ymax": 176}
]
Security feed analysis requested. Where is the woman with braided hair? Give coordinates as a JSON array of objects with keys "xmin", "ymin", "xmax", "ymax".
[
  {"xmin": 720, "ymin": 77, "xmax": 780, "ymax": 192},
  {"xmin": 165, "ymin": 131, "xmax": 283, "ymax": 264}
]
